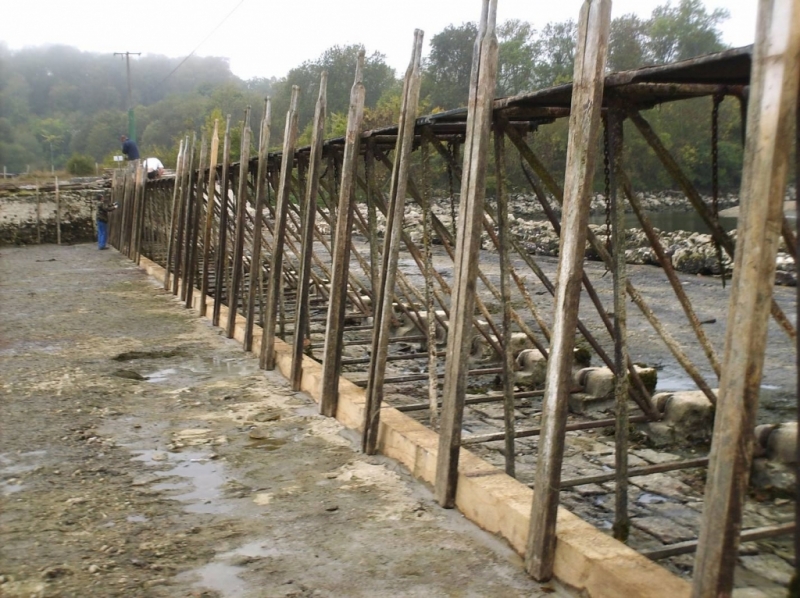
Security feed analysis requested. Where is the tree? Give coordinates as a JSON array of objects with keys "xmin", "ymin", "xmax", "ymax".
[
  {"xmin": 608, "ymin": 15, "xmax": 649, "ymax": 72},
  {"xmin": 422, "ymin": 23, "xmax": 478, "ymax": 110},
  {"xmin": 497, "ymin": 20, "xmax": 539, "ymax": 97},
  {"xmin": 647, "ymin": 0, "xmax": 729, "ymax": 64},
  {"xmin": 533, "ymin": 20, "xmax": 577, "ymax": 87}
]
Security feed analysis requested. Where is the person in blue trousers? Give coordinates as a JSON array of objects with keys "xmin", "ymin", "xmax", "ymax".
[{"xmin": 96, "ymin": 194, "xmax": 118, "ymax": 250}]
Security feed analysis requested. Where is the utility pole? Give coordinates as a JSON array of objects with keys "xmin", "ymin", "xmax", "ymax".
[{"xmin": 114, "ymin": 51, "xmax": 141, "ymax": 142}]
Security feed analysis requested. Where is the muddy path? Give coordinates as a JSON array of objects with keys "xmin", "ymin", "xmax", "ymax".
[{"xmin": 0, "ymin": 244, "xmax": 567, "ymax": 598}]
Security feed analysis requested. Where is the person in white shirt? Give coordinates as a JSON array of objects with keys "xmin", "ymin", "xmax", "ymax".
[{"xmin": 143, "ymin": 157, "xmax": 164, "ymax": 180}]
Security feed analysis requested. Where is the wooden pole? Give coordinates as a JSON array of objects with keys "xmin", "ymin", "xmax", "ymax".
[
  {"xmin": 173, "ymin": 135, "xmax": 195, "ymax": 296},
  {"xmin": 318, "ymin": 54, "xmax": 367, "ymax": 415},
  {"xmin": 200, "ymin": 122, "xmax": 220, "ymax": 316},
  {"xmin": 181, "ymin": 137, "xmax": 202, "ymax": 302},
  {"xmin": 55, "ymin": 176, "xmax": 61, "ymax": 245},
  {"xmin": 185, "ymin": 135, "xmax": 208, "ymax": 308},
  {"xmin": 692, "ymin": 1, "xmax": 800, "ymax": 595},
  {"xmin": 494, "ymin": 127, "xmax": 516, "ymax": 478},
  {"xmin": 526, "ymin": 0, "xmax": 611, "ymax": 581},
  {"xmin": 213, "ymin": 116, "xmax": 233, "ymax": 327},
  {"xmin": 421, "ymin": 141, "xmax": 439, "ymax": 428},
  {"xmin": 291, "ymin": 75, "xmax": 328, "ymax": 389},
  {"xmin": 164, "ymin": 138, "xmax": 185, "ymax": 290},
  {"xmin": 435, "ymin": 0, "xmax": 499, "ymax": 506},
  {"xmin": 226, "ymin": 107, "xmax": 252, "ymax": 338},
  {"xmin": 363, "ymin": 31, "xmax": 424, "ymax": 449},
  {"xmin": 608, "ymin": 107, "xmax": 630, "ymax": 542},
  {"xmin": 261, "ymin": 87, "xmax": 300, "ymax": 368},
  {"xmin": 244, "ymin": 99, "xmax": 273, "ymax": 351}
]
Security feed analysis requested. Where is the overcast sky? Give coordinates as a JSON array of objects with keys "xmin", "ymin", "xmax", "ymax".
[{"xmin": 1, "ymin": 0, "xmax": 756, "ymax": 80}]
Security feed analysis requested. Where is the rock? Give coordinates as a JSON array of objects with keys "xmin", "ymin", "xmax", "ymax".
[
  {"xmin": 252, "ymin": 410, "xmax": 281, "ymax": 423},
  {"xmin": 739, "ymin": 554, "xmax": 794, "ymax": 585},
  {"xmin": 42, "ymin": 565, "xmax": 73, "ymax": 579},
  {"xmin": 631, "ymin": 473, "xmax": 693, "ymax": 501},
  {"xmin": 765, "ymin": 422, "xmax": 797, "ymax": 464},
  {"xmin": 88, "ymin": 564, "xmax": 99, "ymax": 574},
  {"xmin": 248, "ymin": 427, "xmax": 269, "ymax": 440},
  {"xmin": 111, "ymin": 369, "xmax": 147, "ymax": 381},
  {"xmin": 631, "ymin": 516, "xmax": 695, "ymax": 544},
  {"xmin": 646, "ymin": 390, "xmax": 715, "ymax": 446},
  {"xmin": 750, "ymin": 458, "xmax": 794, "ymax": 494}
]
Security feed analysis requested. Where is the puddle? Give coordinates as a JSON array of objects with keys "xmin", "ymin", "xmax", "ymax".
[
  {"xmin": 131, "ymin": 449, "xmax": 231, "ymax": 514},
  {"xmin": 177, "ymin": 541, "xmax": 286, "ymax": 598},
  {"xmin": 1, "ymin": 482, "xmax": 24, "ymax": 495},
  {"xmin": 146, "ymin": 368, "xmax": 177, "ymax": 383},
  {"xmin": 0, "ymin": 450, "xmax": 47, "ymax": 475},
  {"xmin": 177, "ymin": 562, "xmax": 248, "ymax": 598},
  {"xmin": 144, "ymin": 358, "xmax": 260, "ymax": 385},
  {"xmin": 126, "ymin": 514, "xmax": 148, "ymax": 522}
]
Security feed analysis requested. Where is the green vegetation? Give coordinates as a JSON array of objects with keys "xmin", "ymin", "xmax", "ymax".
[{"xmin": 0, "ymin": 0, "xmax": 742, "ymax": 193}]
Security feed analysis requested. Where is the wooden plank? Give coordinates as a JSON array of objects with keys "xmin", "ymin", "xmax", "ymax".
[
  {"xmin": 291, "ymin": 75, "xmax": 328, "ymax": 389},
  {"xmin": 435, "ymin": 0, "xmax": 499, "ymax": 507},
  {"xmin": 244, "ymin": 99, "xmax": 273, "ymax": 352},
  {"xmin": 200, "ymin": 122, "xmax": 220, "ymax": 316},
  {"xmin": 318, "ymin": 54, "xmax": 367, "ymax": 416},
  {"xmin": 226, "ymin": 108, "xmax": 252, "ymax": 338},
  {"xmin": 212, "ymin": 116, "xmax": 233, "ymax": 327},
  {"xmin": 526, "ymin": 0, "xmax": 611, "ymax": 581},
  {"xmin": 692, "ymin": 1, "xmax": 800, "ymax": 595},
  {"xmin": 363, "ymin": 30, "xmax": 424, "ymax": 451},
  {"xmin": 163, "ymin": 138, "xmax": 184, "ymax": 290},
  {"xmin": 261, "ymin": 87, "xmax": 299, "ymax": 368},
  {"xmin": 185, "ymin": 135, "xmax": 208, "ymax": 308}
]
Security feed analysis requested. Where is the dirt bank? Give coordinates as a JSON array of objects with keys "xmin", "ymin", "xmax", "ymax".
[{"xmin": 0, "ymin": 244, "xmax": 566, "ymax": 598}]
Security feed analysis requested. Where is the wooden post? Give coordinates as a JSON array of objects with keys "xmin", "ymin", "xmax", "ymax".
[
  {"xmin": 261, "ymin": 87, "xmax": 300, "ymax": 368},
  {"xmin": 421, "ymin": 140, "xmax": 439, "ymax": 427},
  {"xmin": 185, "ymin": 135, "xmax": 208, "ymax": 308},
  {"xmin": 55, "ymin": 176, "xmax": 61, "ymax": 245},
  {"xmin": 173, "ymin": 135, "xmax": 196, "ymax": 296},
  {"xmin": 608, "ymin": 107, "xmax": 630, "ymax": 542},
  {"xmin": 244, "ymin": 99, "xmax": 273, "ymax": 351},
  {"xmin": 318, "ymin": 54, "xmax": 366, "ymax": 415},
  {"xmin": 226, "ymin": 107, "xmax": 252, "ymax": 338},
  {"xmin": 434, "ymin": 0, "xmax": 499, "ymax": 506},
  {"xmin": 526, "ymin": 0, "xmax": 611, "ymax": 581},
  {"xmin": 164, "ymin": 138, "xmax": 185, "ymax": 290},
  {"xmin": 291, "ymin": 75, "xmax": 327, "ymax": 389},
  {"xmin": 213, "ymin": 116, "xmax": 233, "ymax": 327},
  {"xmin": 181, "ymin": 138, "xmax": 202, "ymax": 302},
  {"xmin": 363, "ymin": 31, "xmax": 424, "ymax": 450},
  {"xmin": 494, "ymin": 127, "xmax": 515, "ymax": 478},
  {"xmin": 200, "ymin": 122, "xmax": 220, "ymax": 316},
  {"xmin": 692, "ymin": 1, "xmax": 800, "ymax": 595}
]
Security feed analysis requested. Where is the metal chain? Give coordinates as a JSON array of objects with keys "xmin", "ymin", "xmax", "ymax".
[
  {"xmin": 711, "ymin": 94, "xmax": 725, "ymax": 287},
  {"xmin": 447, "ymin": 141, "xmax": 456, "ymax": 236}
]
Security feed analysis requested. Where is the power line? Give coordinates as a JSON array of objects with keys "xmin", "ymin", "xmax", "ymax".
[{"xmin": 160, "ymin": 0, "xmax": 247, "ymax": 85}]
